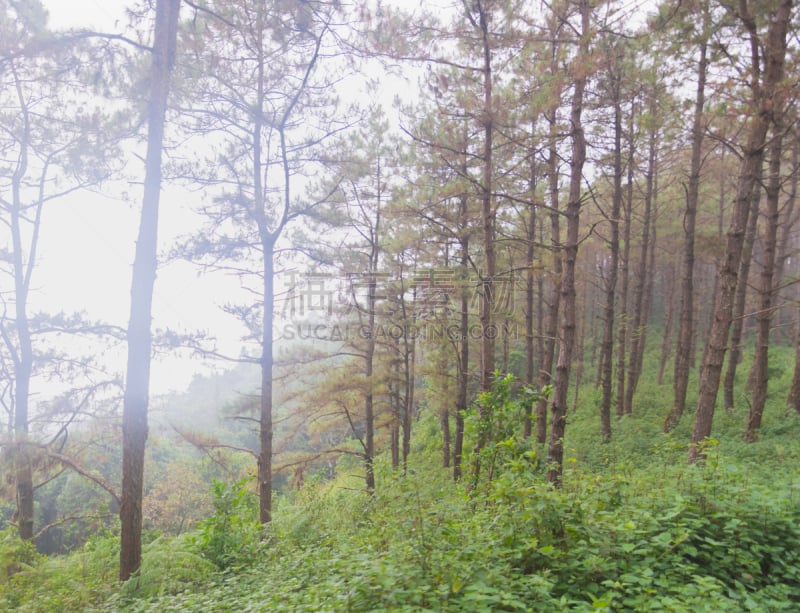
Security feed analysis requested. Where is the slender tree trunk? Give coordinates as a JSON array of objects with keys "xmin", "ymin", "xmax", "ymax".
[
  {"xmin": 599, "ymin": 72, "xmax": 623, "ymax": 442},
  {"xmin": 478, "ymin": 6, "xmax": 495, "ymax": 395},
  {"xmin": 745, "ymin": 125, "xmax": 784, "ymax": 441},
  {"xmin": 665, "ymin": 27, "xmax": 707, "ymax": 432},
  {"xmin": 470, "ymin": 2, "xmax": 496, "ymax": 485},
  {"xmin": 589, "ymin": 275, "xmax": 599, "ymax": 378},
  {"xmin": 771, "ymin": 137, "xmax": 798, "ymax": 341},
  {"xmin": 788, "ymin": 303, "xmax": 800, "ymax": 412},
  {"xmin": 658, "ymin": 263, "xmax": 676, "ymax": 386},
  {"xmin": 453, "ymin": 196, "xmax": 469, "ymax": 481},
  {"xmin": 723, "ymin": 163, "xmax": 763, "ymax": 410},
  {"xmin": 8, "ymin": 77, "xmax": 35, "ymax": 540},
  {"xmin": 119, "ymin": 0, "xmax": 179, "ymax": 581},
  {"xmin": 364, "ymin": 271, "xmax": 377, "ymax": 491},
  {"xmin": 440, "ymin": 357, "xmax": 451, "ymax": 468},
  {"xmin": 10, "ymin": 229, "xmax": 34, "ymax": 541},
  {"xmin": 390, "ymin": 378, "xmax": 400, "ymax": 469},
  {"xmin": 625, "ymin": 97, "xmax": 657, "ymax": 412},
  {"xmin": 524, "ymin": 181, "xmax": 537, "ymax": 438},
  {"xmin": 258, "ymin": 244, "xmax": 276, "ymax": 517},
  {"xmin": 775, "ymin": 144, "xmax": 798, "ymax": 285},
  {"xmin": 690, "ymin": 0, "xmax": 791, "ymax": 463},
  {"xmin": 362, "ymin": 164, "xmax": 382, "ymax": 490},
  {"xmin": 537, "ymin": 111, "xmax": 562, "ymax": 445},
  {"xmin": 616, "ymin": 103, "xmax": 634, "ymax": 416},
  {"xmin": 572, "ymin": 283, "xmax": 586, "ymax": 413},
  {"xmin": 502, "ymin": 314, "xmax": 510, "ymax": 373},
  {"xmin": 547, "ymin": 0, "xmax": 589, "ymax": 486},
  {"xmin": 401, "ymin": 292, "xmax": 415, "ymax": 471},
  {"xmin": 640, "ymin": 199, "xmax": 658, "ymax": 375}
]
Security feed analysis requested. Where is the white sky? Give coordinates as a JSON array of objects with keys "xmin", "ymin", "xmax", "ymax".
[
  {"xmin": 44, "ymin": 0, "xmax": 126, "ymax": 31},
  {"xmin": 34, "ymin": 0, "xmax": 246, "ymax": 395},
  {"xmin": 30, "ymin": 0, "xmax": 420, "ymax": 398}
]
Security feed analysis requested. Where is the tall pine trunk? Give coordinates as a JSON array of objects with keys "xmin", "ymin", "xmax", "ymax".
[
  {"xmin": 598, "ymin": 69, "xmax": 623, "ymax": 442},
  {"xmin": 789, "ymin": 302, "xmax": 800, "ymax": 413},
  {"xmin": 722, "ymin": 163, "xmax": 763, "ymax": 410},
  {"xmin": 665, "ymin": 24, "xmax": 707, "ymax": 432},
  {"xmin": 9, "ymin": 82, "xmax": 34, "ymax": 540},
  {"xmin": 547, "ymin": 0, "xmax": 589, "ymax": 486},
  {"xmin": 625, "ymin": 96, "xmax": 657, "ymax": 412},
  {"xmin": 744, "ymin": 124, "xmax": 784, "ymax": 441},
  {"xmin": 524, "ymin": 143, "xmax": 538, "ymax": 438},
  {"xmin": 453, "ymin": 192, "xmax": 469, "ymax": 480},
  {"xmin": 616, "ymin": 105, "xmax": 634, "ymax": 416},
  {"xmin": 537, "ymin": 111, "xmax": 562, "ymax": 444},
  {"xmin": 120, "ymin": 0, "xmax": 180, "ymax": 581}
]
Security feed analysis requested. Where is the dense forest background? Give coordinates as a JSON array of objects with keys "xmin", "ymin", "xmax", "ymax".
[{"xmin": 1, "ymin": 0, "xmax": 800, "ymax": 610}]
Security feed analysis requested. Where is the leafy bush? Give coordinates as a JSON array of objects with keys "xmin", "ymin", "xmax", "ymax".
[
  {"xmin": 190, "ymin": 477, "xmax": 261, "ymax": 570},
  {"xmin": 120, "ymin": 536, "xmax": 215, "ymax": 601}
]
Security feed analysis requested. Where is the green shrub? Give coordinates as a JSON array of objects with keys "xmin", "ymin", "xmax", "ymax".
[{"xmin": 190, "ymin": 477, "xmax": 261, "ymax": 571}]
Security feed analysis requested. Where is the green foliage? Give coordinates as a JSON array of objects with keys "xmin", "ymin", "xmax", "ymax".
[
  {"xmin": 120, "ymin": 536, "xmax": 216, "ymax": 601},
  {"xmin": 190, "ymin": 477, "xmax": 261, "ymax": 571},
  {"xmin": 6, "ymin": 347, "xmax": 800, "ymax": 612},
  {"xmin": 464, "ymin": 372, "xmax": 552, "ymax": 491},
  {"xmin": 0, "ymin": 530, "xmax": 117, "ymax": 612},
  {"xmin": 0, "ymin": 528, "xmax": 43, "ymax": 610}
]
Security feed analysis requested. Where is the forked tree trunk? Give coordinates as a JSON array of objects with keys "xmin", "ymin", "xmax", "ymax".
[
  {"xmin": 723, "ymin": 163, "xmax": 763, "ymax": 410},
  {"xmin": 119, "ymin": 0, "xmax": 180, "ymax": 582}
]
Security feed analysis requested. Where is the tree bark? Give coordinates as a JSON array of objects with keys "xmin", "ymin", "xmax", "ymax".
[
  {"xmin": 547, "ymin": 0, "xmax": 589, "ymax": 486},
  {"xmin": 788, "ymin": 302, "xmax": 800, "ymax": 413},
  {"xmin": 723, "ymin": 163, "xmax": 763, "ymax": 410},
  {"xmin": 524, "ymin": 143, "xmax": 538, "ymax": 438},
  {"xmin": 401, "ymin": 287, "xmax": 415, "ymax": 472},
  {"xmin": 598, "ymin": 68, "xmax": 623, "ymax": 442},
  {"xmin": 537, "ymin": 111, "xmax": 562, "ymax": 445},
  {"xmin": 363, "ymin": 270, "xmax": 377, "ymax": 492},
  {"xmin": 471, "ymin": 1, "xmax": 496, "ymax": 485},
  {"xmin": 440, "ymin": 354, "xmax": 451, "ymax": 468},
  {"xmin": 625, "ymin": 95, "xmax": 657, "ymax": 412},
  {"xmin": 744, "ymin": 124, "xmax": 784, "ymax": 441},
  {"xmin": 453, "ymin": 190, "xmax": 469, "ymax": 481},
  {"xmin": 616, "ymin": 102, "xmax": 634, "ymax": 416},
  {"xmin": 665, "ymin": 24, "xmax": 707, "ymax": 432},
  {"xmin": 478, "ymin": 4, "xmax": 495, "ymax": 395},
  {"xmin": 8, "ymin": 70, "xmax": 35, "ymax": 540},
  {"xmin": 120, "ymin": 0, "xmax": 180, "ymax": 581},
  {"xmin": 258, "ymin": 243, "xmax": 276, "ymax": 516},
  {"xmin": 658, "ymin": 263, "xmax": 676, "ymax": 386}
]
